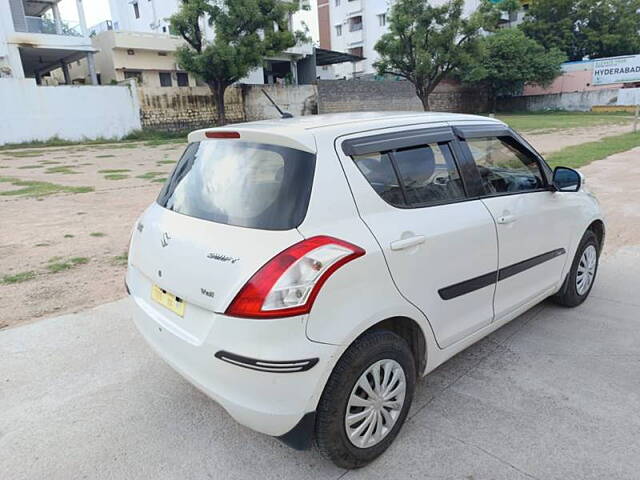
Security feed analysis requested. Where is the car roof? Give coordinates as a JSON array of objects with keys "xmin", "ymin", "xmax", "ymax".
[
  {"xmin": 188, "ymin": 112, "xmax": 506, "ymax": 153},
  {"xmin": 232, "ymin": 111, "xmax": 503, "ymax": 131}
]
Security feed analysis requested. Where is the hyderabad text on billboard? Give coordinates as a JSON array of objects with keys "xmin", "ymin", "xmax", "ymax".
[{"xmin": 593, "ymin": 55, "xmax": 640, "ymax": 86}]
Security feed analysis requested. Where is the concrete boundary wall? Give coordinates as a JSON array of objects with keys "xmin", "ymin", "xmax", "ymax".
[
  {"xmin": 0, "ymin": 78, "xmax": 141, "ymax": 145},
  {"xmin": 498, "ymin": 88, "xmax": 620, "ymax": 112},
  {"xmin": 137, "ymin": 84, "xmax": 318, "ymax": 132},
  {"xmin": 317, "ymin": 79, "xmax": 489, "ymax": 114}
]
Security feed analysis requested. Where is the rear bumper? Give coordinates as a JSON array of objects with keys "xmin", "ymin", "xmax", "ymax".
[{"xmin": 126, "ymin": 274, "xmax": 339, "ymax": 439}]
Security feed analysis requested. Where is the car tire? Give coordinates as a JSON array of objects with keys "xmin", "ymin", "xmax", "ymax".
[
  {"xmin": 552, "ymin": 230, "xmax": 600, "ymax": 307},
  {"xmin": 315, "ymin": 330, "xmax": 416, "ymax": 469}
]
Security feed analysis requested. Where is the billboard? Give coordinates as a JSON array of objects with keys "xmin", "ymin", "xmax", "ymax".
[{"xmin": 592, "ymin": 55, "xmax": 640, "ymax": 86}]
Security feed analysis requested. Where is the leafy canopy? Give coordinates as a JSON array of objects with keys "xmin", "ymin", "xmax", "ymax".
[
  {"xmin": 170, "ymin": 0, "xmax": 305, "ymax": 88},
  {"xmin": 462, "ymin": 28, "xmax": 566, "ymax": 100},
  {"xmin": 373, "ymin": 0, "xmax": 500, "ymax": 109},
  {"xmin": 520, "ymin": 0, "xmax": 640, "ymax": 61}
]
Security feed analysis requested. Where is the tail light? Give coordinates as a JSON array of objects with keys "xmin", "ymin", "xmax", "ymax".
[{"xmin": 225, "ymin": 236, "xmax": 365, "ymax": 318}]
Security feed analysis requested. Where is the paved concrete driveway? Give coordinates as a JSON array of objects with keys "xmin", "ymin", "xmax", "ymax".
[{"xmin": 2, "ymin": 248, "xmax": 640, "ymax": 480}]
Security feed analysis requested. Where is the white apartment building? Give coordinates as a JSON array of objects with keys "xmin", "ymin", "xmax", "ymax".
[
  {"xmin": 319, "ymin": 0, "xmax": 520, "ymax": 79},
  {"xmin": 0, "ymin": 0, "xmax": 98, "ymax": 84},
  {"xmin": 108, "ymin": 0, "xmax": 315, "ymax": 85}
]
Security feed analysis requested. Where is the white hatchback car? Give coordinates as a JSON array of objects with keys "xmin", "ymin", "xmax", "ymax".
[{"xmin": 126, "ymin": 112, "xmax": 604, "ymax": 468}]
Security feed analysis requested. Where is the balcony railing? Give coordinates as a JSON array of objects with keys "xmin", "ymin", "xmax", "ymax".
[{"xmin": 20, "ymin": 16, "xmax": 83, "ymax": 36}]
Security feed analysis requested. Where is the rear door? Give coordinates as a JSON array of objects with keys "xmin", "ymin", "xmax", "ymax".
[
  {"xmin": 337, "ymin": 124, "xmax": 498, "ymax": 349},
  {"xmin": 454, "ymin": 124, "xmax": 573, "ymax": 320}
]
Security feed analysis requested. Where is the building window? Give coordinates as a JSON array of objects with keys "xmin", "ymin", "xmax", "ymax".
[
  {"xmin": 378, "ymin": 13, "xmax": 386, "ymax": 26},
  {"xmin": 159, "ymin": 72, "xmax": 172, "ymax": 87},
  {"xmin": 335, "ymin": 24, "xmax": 342, "ymax": 36},
  {"xmin": 127, "ymin": 49, "xmax": 135, "ymax": 55},
  {"xmin": 177, "ymin": 72, "xmax": 189, "ymax": 87},
  {"xmin": 124, "ymin": 71, "xmax": 142, "ymax": 84},
  {"xmin": 133, "ymin": 2, "xmax": 140, "ymax": 19},
  {"xmin": 158, "ymin": 51, "xmax": 167, "ymax": 56},
  {"xmin": 349, "ymin": 16, "xmax": 362, "ymax": 32},
  {"xmin": 162, "ymin": 26, "xmax": 167, "ymax": 33},
  {"xmin": 335, "ymin": 0, "xmax": 340, "ymax": 6},
  {"xmin": 348, "ymin": 46, "xmax": 363, "ymax": 58}
]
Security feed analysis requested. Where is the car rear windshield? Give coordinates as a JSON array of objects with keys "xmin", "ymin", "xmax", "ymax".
[{"xmin": 157, "ymin": 140, "xmax": 316, "ymax": 230}]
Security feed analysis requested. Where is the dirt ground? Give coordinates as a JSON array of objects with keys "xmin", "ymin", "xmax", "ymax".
[
  {"xmin": 0, "ymin": 122, "xmax": 638, "ymax": 329},
  {"xmin": 519, "ymin": 123, "xmax": 636, "ymax": 156}
]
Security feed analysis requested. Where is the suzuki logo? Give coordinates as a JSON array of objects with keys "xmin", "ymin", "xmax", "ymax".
[{"xmin": 160, "ymin": 232, "xmax": 170, "ymax": 248}]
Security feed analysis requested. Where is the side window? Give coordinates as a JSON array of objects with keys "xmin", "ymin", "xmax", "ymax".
[
  {"xmin": 352, "ymin": 152, "xmax": 404, "ymax": 207},
  {"xmin": 465, "ymin": 137, "xmax": 544, "ymax": 195},
  {"xmin": 393, "ymin": 144, "xmax": 465, "ymax": 206},
  {"xmin": 351, "ymin": 142, "xmax": 466, "ymax": 208}
]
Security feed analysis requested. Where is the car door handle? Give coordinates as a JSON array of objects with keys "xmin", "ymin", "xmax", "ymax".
[
  {"xmin": 497, "ymin": 214, "xmax": 517, "ymax": 225},
  {"xmin": 390, "ymin": 235, "xmax": 426, "ymax": 251}
]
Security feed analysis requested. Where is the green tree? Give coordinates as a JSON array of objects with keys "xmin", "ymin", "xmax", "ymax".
[
  {"xmin": 374, "ymin": 0, "xmax": 500, "ymax": 111},
  {"xmin": 169, "ymin": 0, "xmax": 305, "ymax": 125},
  {"xmin": 462, "ymin": 28, "xmax": 565, "ymax": 112},
  {"xmin": 520, "ymin": 0, "xmax": 640, "ymax": 61}
]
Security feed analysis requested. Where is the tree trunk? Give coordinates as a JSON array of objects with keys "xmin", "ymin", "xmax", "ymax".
[
  {"xmin": 416, "ymin": 86, "xmax": 430, "ymax": 111},
  {"xmin": 208, "ymin": 81, "xmax": 227, "ymax": 126},
  {"xmin": 490, "ymin": 93, "xmax": 497, "ymax": 115}
]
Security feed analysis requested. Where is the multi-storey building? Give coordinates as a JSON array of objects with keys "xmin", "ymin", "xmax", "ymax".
[
  {"xmin": 318, "ymin": 0, "xmax": 529, "ymax": 79},
  {"xmin": 0, "ymin": 0, "xmax": 98, "ymax": 84},
  {"xmin": 107, "ymin": 0, "xmax": 315, "ymax": 85},
  {"xmin": 51, "ymin": 24, "xmax": 201, "ymax": 87}
]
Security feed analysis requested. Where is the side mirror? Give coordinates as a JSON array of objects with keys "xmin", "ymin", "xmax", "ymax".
[{"xmin": 552, "ymin": 166, "xmax": 581, "ymax": 192}]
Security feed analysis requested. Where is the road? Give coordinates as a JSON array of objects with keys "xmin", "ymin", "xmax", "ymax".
[{"xmin": 2, "ymin": 246, "xmax": 640, "ymax": 480}]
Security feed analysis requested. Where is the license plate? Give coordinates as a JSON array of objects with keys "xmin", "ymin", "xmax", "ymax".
[{"xmin": 151, "ymin": 285, "xmax": 186, "ymax": 317}]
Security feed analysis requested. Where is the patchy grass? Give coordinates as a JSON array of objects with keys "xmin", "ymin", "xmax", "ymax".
[
  {"xmin": 136, "ymin": 171, "xmax": 164, "ymax": 180},
  {"xmin": 35, "ymin": 243, "xmax": 50, "ymax": 247},
  {"xmin": 103, "ymin": 174, "xmax": 129, "ymax": 180},
  {"xmin": 496, "ymin": 111, "xmax": 632, "ymax": 133},
  {"xmin": 98, "ymin": 169, "xmax": 130, "ymax": 174},
  {"xmin": 90, "ymin": 232, "xmax": 106, "ymax": 237},
  {"xmin": 18, "ymin": 165, "xmax": 43, "ymax": 169},
  {"xmin": 96, "ymin": 154, "xmax": 115, "ymax": 158},
  {"xmin": 113, "ymin": 252, "xmax": 128, "ymax": 266},
  {"xmin": 94, "ymin": 143, "xmax": 139, "ymax": 150},
  {"xmin": 1, "ymin": 271, "xmax": 36, "ymax": 285},
  {"xmin": 38, "ymin": 160, "xmax": 62, "ymax": 165},
  {"xmin": 151, "ymin": 177, "xmax": 167, "ymax": 183},
  {"xmin": 0, "ymin": 177, "xmax": 94, "ymax": 197},
  {"xmin": 0, "ymin": 130, "xmax": 187, "ymax": 151},
  {"xmin": 45, "ymin": 165, "xmax": 80, "ymax": 174},
  {"xmin": 546, "ymin": 131, "xmax": 640, "ymax": 169},
  {"xmin": 157, "ymin": 159, "xmax": 175, "ymax": 165},
  {"xmin": 64, "ymin": 234, "xmax": 74, "ymax": 238},
  {"xmin": 1, "ymin": 150, "xmax": 47, "ymax": 158},
  {"xmin": 46, "ymin": 256, "xmax": 89, "ymax": 273}
]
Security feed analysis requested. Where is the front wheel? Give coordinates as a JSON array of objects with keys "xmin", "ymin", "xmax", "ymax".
[
  {"xmin": 315, "ymin": 330, "xmax": 416, "ymax": 469},
  {"xmin": 553, "ymin": 230, "xmax": 600, "ymax": 307}
]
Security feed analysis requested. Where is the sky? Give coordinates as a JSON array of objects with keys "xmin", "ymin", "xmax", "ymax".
[{"xmin": 58, "ymin": 0, "xmax": 319, "ymax": 43}]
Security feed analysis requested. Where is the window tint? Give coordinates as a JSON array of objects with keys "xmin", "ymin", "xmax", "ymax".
[
  {"xmin": 466, "ymin": 137, "xmax": 544, "ymax": 194},
  {"xmin": 393, "ymin": 144, "xmax": 465, "ymax": 206},
  {"xmin": 157, "ymin": 141, "xmax": 315, "ymax": 230},
  {"xmin": 352, "ymin": 152, "xmax": 404, "ymax": 207},
  {"xmin": 352, "ymin": 142, "xmax": 465, "ymax": 208}
]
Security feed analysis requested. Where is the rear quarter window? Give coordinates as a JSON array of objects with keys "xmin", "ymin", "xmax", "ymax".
[{"xmin": 157, "ymin": 140, "xmax": 315, "ymax": 230}]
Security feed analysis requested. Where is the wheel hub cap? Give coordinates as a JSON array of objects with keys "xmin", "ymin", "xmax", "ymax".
[
  {"xmin": 576, "ymin": 244, "xmax": 597, "ymax": 295},
  {"xmin": 344, "ymin": 359, "xmax": 406, "ymax": 449}
]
